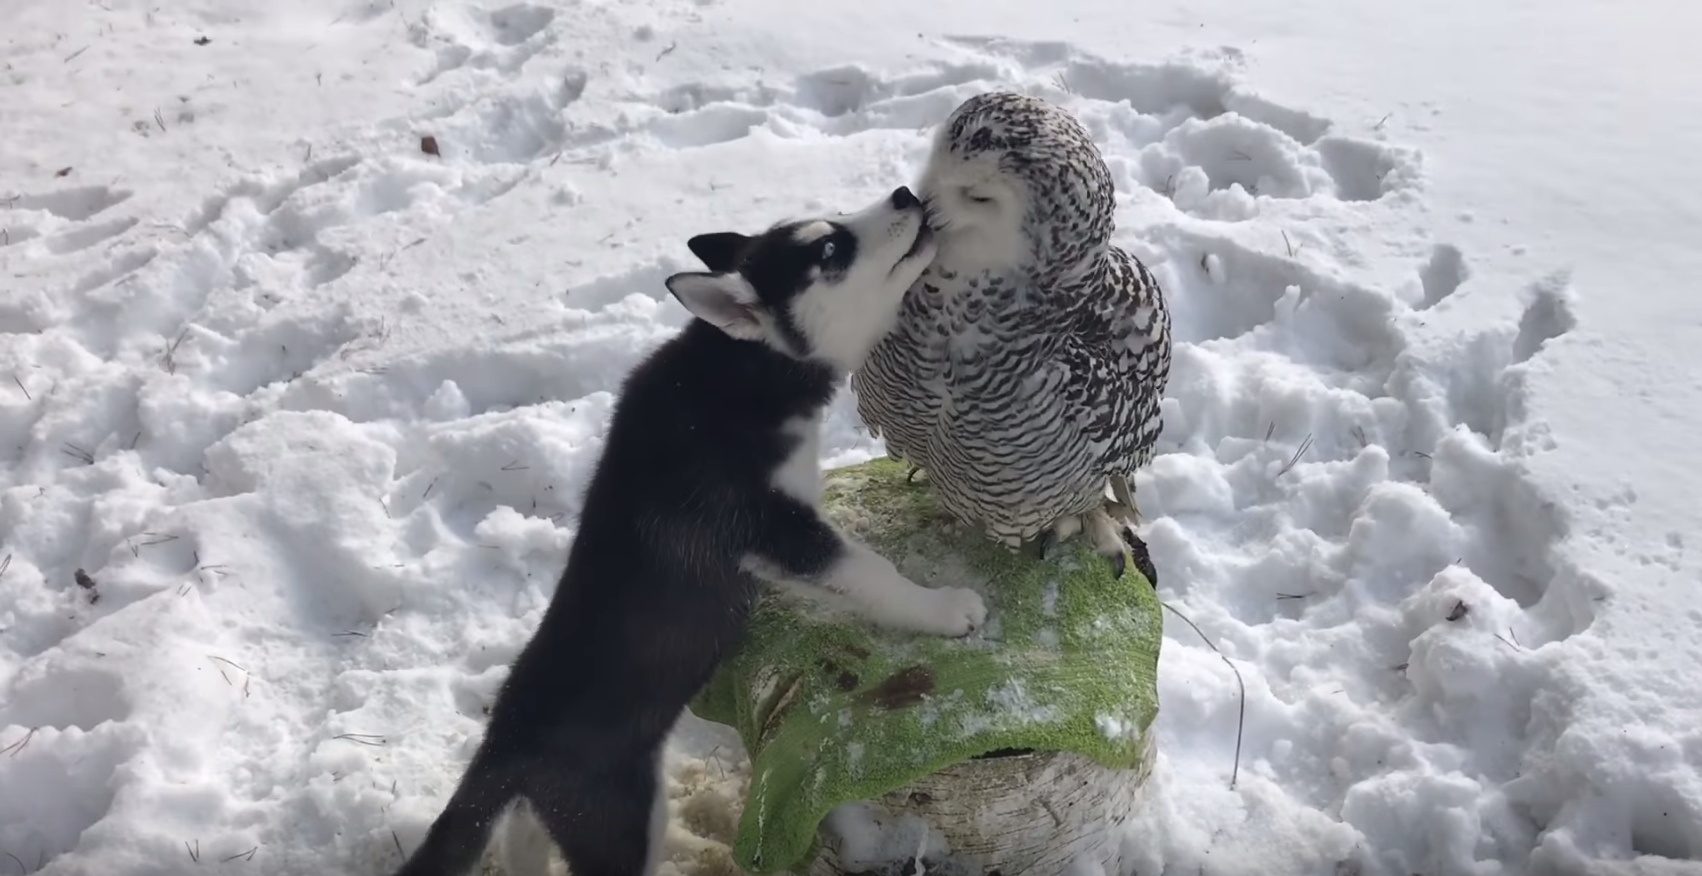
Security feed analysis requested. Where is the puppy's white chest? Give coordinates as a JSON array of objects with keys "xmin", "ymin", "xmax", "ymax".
[{"xmin": 771, "ymin": 416, "xmax": 823, "ymax": 506}]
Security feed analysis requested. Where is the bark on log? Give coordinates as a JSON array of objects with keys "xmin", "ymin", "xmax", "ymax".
[{"xmin": 804, "ymin": 743, "xmax": 1156, "ymax": 876}]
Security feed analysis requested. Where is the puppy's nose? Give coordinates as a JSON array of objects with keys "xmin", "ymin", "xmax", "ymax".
[{"xmin": 890, "ymin": 186, "xmax": 921, "ymax": 210}]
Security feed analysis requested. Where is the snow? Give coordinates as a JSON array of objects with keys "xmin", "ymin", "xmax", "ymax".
[
  {"xmin": 2, "ymin": 0, "xmax": 1699, "ymax": 874},
  {"xmin": 823, "ymin": 803, "xmax": 945, "ymax": 875}
]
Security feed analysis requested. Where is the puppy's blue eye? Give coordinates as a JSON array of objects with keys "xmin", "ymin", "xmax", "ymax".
[{"xmin": 821, "ymin": 241, "xmax": 836, "ymax": 261}]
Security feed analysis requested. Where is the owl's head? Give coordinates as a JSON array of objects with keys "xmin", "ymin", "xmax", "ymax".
[{"xmin": 916, "ymin": 91, "xmax": 1116, "ymax": 282}]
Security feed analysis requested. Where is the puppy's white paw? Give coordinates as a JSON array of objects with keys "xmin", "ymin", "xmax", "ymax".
[{"xmin": 916, "ymin": 586, "xmax": 988, "ymax": 638}]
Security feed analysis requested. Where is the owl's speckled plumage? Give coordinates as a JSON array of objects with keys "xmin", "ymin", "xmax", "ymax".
[{"xmin": 851, "ymin": 91, "xmax": 1172, "ymax": 576}]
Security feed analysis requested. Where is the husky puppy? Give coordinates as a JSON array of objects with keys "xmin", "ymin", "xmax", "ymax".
[{"xmin": 391, "ymin": 185, "xmax": 987, "ymax": 876}]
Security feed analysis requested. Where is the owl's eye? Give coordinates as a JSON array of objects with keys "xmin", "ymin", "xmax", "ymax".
[
  {"xmin": 963, "ymin": 187, "xmax": 994, "ymax": 204},
  {"xmin": 820, "ymin": 241, "xmax": 836, "ymax": 261}
]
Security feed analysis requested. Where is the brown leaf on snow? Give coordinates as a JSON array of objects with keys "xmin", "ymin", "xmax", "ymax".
[{"xmin": 420, "ymin": 135, "xmax": 440, "ymax": 157}]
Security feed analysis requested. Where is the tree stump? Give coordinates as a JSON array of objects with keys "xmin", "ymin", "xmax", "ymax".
[{"xmin": 805, "ymin": 746, "xmax": 1154, "ymax": 876}]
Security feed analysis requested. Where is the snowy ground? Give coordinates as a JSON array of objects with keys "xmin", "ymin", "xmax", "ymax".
[{"xmin": 3, "ymin": 0, "xmax": 1700, "ymax": 875}]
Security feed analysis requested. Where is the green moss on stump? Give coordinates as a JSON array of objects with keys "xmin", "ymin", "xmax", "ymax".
[{"xmin": 692, "ymin": 457, "xmax": 1162, "ymax": 874}]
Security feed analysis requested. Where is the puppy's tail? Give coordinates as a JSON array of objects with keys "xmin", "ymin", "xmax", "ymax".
[{"xmin": 391, "ymin": 758, "xmax": 518, "ymax": 876}]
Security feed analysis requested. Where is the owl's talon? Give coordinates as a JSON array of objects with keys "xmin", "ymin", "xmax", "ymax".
[{"xmin": 1123, "ymin": 525, "xmax": 1158, "ymax": 589}]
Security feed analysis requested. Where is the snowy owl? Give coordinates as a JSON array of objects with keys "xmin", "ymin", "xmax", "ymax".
[{"xmin": 851, "ymin": 91, "xmax": 1173, "ymax": 582}]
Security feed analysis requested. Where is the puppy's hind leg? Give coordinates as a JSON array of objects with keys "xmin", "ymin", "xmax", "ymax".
[
  {"xmin": 391, "ymin": 756, "xmax": 519, "ymax": 876},
  {"xmin": 531, "ymin": 756, "xmax": 666, "ymax": 876},
  {"xmin": 497, "ymin": 798, "xmax": 559, "ymax": 876},
  {"xmin": 646, "ymin": 755, "xmax": 669, "ymax": 876}
]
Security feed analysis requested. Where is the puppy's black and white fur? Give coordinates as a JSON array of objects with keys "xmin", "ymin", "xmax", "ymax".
[{"xmin": 390, "ymin": 186, "xmax": 987, "ymax": 876}]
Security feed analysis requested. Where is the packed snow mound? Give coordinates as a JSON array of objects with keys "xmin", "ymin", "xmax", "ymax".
[{"xmin": 3, "ymin": 1, "xmax": 1698, "ymax": 875}]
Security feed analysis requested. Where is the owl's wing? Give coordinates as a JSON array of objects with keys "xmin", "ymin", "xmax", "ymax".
[
  {"xmin": 1048, "ymin": 247, "xmax": 1172, "ymax": 474},
  {"xmin": 851, "ymin": 278, "xmax": 951, "ymax": 457}
]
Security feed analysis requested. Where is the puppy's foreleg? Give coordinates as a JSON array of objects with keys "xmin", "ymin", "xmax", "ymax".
[
  {"xmin": 747, "ymin": 499, "xmax": 987, "ymax": 637},
  {"xmin": 826, "ymin": 537, "xmax": 987, "ymax": 636}
]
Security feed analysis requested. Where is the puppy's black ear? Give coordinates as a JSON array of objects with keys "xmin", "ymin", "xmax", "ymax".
[
  {"xmin": 686, "ymin": 232, "xmax": 751, "ymax": 273},
  {"xmin": 665, "ymin": 271, "xmax": 765, "ymax": 342}
]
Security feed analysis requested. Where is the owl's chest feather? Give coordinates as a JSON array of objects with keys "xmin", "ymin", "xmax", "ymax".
[{"xmin": 907, "ymin": 271, "xmax": 1036, "ymax": 368}]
